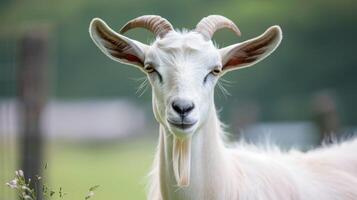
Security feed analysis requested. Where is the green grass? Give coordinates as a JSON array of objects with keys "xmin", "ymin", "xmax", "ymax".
[
  {"xmin": 2, "ymin": 138, "xmax": 156, "ymax": 200},
  {"xmin": 1, "ymin": 137, "xmax": 18, "ymax": 200}
]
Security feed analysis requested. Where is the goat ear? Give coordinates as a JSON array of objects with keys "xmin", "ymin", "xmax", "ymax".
[
  {"xmin": 89, "ymin": 18, "xmax": 149, "ymax": 68},
  {"xmin": 219, "ymin": 26, "xmax": 282, "ymax": 73}
]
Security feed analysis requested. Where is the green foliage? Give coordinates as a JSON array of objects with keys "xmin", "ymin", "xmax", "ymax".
[{"xmin": 5, "ymin": 169, "xmax": 99, "ymax": 200}]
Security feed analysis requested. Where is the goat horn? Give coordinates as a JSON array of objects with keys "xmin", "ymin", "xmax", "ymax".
[
  {"xmin": 195, "ymin": 15, "xmax": 241, "ymax": 40},
  {"xmin": 119, "ymin": 15, "xmax": 174, "ymax": 38}
]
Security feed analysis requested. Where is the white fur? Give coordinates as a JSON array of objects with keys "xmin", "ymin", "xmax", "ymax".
[
  {"xmin": 89, "ymin": 17, "xmax": 357, "ymax": 200},
  {"xmin": 148, "ymin": 108, "xmax": 357, "ymax": 200}
]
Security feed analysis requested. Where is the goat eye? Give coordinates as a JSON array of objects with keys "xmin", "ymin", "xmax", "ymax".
[
  {"xmin": 203, "ymin": 67, "xmax": 221, "ymax": 84},
  {"xmin": 144, "ymin": 64, "xmax": 163, "ymax": 83},
  {"xmin": 211, "ymin": 68, "xmax": 221, "ymax": 76},
  {"xmin": 144, "ymin": 64, "xmax": 155, "ymax": 73}
]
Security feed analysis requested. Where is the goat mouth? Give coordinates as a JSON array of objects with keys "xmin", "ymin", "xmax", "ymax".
[{"xmin": 168, "ymin": 120, "xmax": 196, "ymax": 130}]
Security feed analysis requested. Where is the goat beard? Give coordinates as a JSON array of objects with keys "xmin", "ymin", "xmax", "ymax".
[{"xmin": 172, "ymin": 136, "xmax": 191, "ymax": 187}]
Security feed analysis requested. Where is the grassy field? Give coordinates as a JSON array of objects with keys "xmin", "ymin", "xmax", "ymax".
[{"xmin": 1, "ymin": 137, "xmax": 156, "ymax": 200}]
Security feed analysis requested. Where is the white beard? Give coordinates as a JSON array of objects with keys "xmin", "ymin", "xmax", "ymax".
[{"xmin": 172, "ymin": 136, "xmax": 192, "ymax": 187}]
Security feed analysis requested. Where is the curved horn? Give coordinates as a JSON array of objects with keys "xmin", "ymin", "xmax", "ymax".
[
  {"xmin": 195, "ymin": 15, "xmax": 241, "ymax": 40},
  {"xmin": 120, "ymin": 15, "xmax": 174, "ymax": 38}
]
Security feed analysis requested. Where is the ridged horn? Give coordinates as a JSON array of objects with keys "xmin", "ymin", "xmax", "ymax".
[
  {"xmin": 195, "ymin": 15, "xmax": 241, "ymax": 40},
  {"xmin": 120, "ymin": 15, "xmax": 174, "ymax": 38}
]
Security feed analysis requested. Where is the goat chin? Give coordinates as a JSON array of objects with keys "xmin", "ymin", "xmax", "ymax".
[{"xmin": 172, "ymin": 136, "xmax": 191, "ymax": 187}]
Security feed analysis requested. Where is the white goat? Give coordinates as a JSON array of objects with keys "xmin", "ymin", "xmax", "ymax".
[{"xmin": 89, "ymin": 15, "xmax": 357, "ymax": 200}]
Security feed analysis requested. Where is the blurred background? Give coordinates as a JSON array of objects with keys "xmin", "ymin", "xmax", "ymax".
[{"xmin": 1, "ymin": 0, "xmax": 357, "ymax": 199}]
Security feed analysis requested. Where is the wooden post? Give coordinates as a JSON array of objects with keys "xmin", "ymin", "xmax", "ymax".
[
  {"xmin": 18, "ymin": 27, "xmax": 49, "ymax": 199},
  {"xmin": 312, "ymin": 91, "xmax": 340, "ymax": 143}
]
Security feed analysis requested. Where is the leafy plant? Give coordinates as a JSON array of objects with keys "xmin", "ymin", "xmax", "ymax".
[{"xmin": 5, "ymin": 169, "xmax": 99, "ymax": 200}]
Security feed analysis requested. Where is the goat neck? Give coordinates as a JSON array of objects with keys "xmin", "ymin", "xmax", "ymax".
[{"xmin": 158, "ymin": 105, "xmax": 235, "ymax": 200}]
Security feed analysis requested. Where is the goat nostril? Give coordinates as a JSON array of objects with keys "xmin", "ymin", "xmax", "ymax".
[
  {"xmin": 185, "ymin": 104, "xmax": 194, "ymax": 113},
  {"xmin": 172, "ymin": 100, "xmax": 195, "ymax": 116},
  {"xmin": 172, "ymin": 103, "xmax": 181, "ymax": 114}
]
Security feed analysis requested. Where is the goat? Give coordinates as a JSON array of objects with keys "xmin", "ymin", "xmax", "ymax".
[{"xmin": 89, "ymin": 15, "xmax": 357, "ymax": 200}]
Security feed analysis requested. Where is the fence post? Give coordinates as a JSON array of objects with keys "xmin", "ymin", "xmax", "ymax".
[
  {"xmin": 18, "ymin": 27, "xmax": 49, "ymax": 199},
  {"xmin": 312, "ymin": 91, "xmax": 340, "ymax": 143}
]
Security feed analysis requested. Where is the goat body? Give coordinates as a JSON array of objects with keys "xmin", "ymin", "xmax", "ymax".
[
  {"xmin": 148, "ymin": 108, "xmax": 357, "ymax": 200},
  {"xmin": 89, "ymin": 15, "xmax": 357, "ymax": 200}
]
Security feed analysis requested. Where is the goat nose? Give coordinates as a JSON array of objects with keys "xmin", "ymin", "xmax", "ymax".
[{"xmin": 172, "ymin": 99, "xmax": 195, "ymax": 116}]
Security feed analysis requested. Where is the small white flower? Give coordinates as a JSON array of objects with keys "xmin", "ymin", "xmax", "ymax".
[
  {"xmin": 5, "ymin": 180, "xmax": 18, "ymax": 189},
  {"xmin": 10, "ymin": 179, "xmax": 18, "ymax": 185},
  {"xmin": 23, "ymin": 195, "xmax": 33, "ymax": 200},
  {"xmin": 18, "ymin": 170, "xmax": 24, "ymax": 177},
  {"xmin": 22, "ymin": 186, "xmax": 31, "ymax": 191},
  {"xmin": 5, "ymin": 183, "xmax": 11, "ymax": 188},
  {"xmin": 85, "ymin": 191, "xmax": 95, "ymax": 199},
  {"xmin": 15, "ymin": 170, "xmax": 24, "ymax": 177}
]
